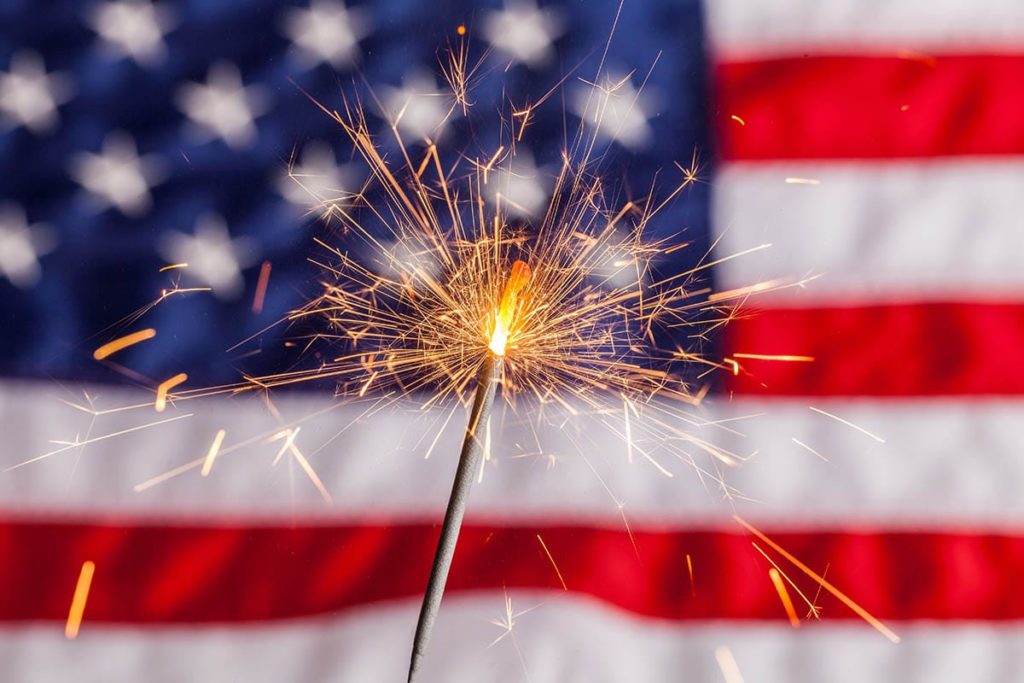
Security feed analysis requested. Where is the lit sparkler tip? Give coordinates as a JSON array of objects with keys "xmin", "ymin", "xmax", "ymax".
[{"xmin": 488, "ymin": 259, "xmax": 531, "ymax": 356}]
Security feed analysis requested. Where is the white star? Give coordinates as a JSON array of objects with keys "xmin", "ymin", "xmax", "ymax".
[
  {"xmin": 159, "ymin": 214, "xmax": 257, "ymax": 300},
  {"xmin": 176, "ymin": 62, "xmax": 270, "ymax": 149},
  {"xmin": 483, "ymin": 0, "xmax": 563, "ymax": 68},
  {"xmin": 489, "ymin": 150, "xmax": 549, "ymax": 219},
  {"xmin": 70, "ymin": 132, "xmax": 166, "ymax": 217},
  {"xmin": 0, "ymin": 204, "xmax": 56, "ymax": 289},
  {"xmin": 382, "ymin": 71, "xmax": 452, "ymax": 142},
  {"xmin": 0, "ymin": 51, "xmax": 74, "ymax": 134},
  {"xmin": 277, "ymin": 141, "xmax": 360, "ymax": 211},
  {"xmin": 572, "ymin": 73, "xmax": 655, "ymax": 151},
  {"xmin": 281, "ymin": 0, "xmax": 370, "ymax": 69},
  {"xmin": 88, "ymin": 0, "xmax": 176, "ymax": 67}
]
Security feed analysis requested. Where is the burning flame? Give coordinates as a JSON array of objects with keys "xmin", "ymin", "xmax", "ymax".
[{"xmin": 488, "ymin": 260, "xmax": 531, "ymax": 356}]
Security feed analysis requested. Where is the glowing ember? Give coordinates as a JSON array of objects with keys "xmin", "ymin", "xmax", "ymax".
[
  {"xmin": 92, "ymin": 328, "xmax": 156, "ymax": 360},
  {"xmin": 65, "ymin": 560, "xmax": 95, "ymax": 639}
]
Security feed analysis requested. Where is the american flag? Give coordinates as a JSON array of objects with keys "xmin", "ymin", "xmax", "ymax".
[{"xmin": 2, "ymin": 0, "xmax": 1022, "ymax": 681}]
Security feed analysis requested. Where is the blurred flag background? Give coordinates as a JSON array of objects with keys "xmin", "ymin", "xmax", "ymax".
[{"xmin": 2, "ymin": 0, "xmax": 1023, "ymax": 681}]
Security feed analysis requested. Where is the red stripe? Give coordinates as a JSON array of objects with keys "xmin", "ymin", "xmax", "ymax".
[
  {"xmin": 716, "ymin": 54, "xmax": 1024, "ymax": 160},
  {"xmin": 3, "ymin": 516, "xmax": 1023, "ymax": 623},
  {"xmin": 723, "ymin": 303, "xmax": 1024, "ymax": 395}
]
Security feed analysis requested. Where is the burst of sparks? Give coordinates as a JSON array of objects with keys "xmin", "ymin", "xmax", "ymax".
[
  {"xmin": 65, "ymin": 560, "xmax": 96, "ymax": 639},
  {"xmin": 92, "ymin": 328, "xmax": 157, "ymax": 360},
  {"xmin": 228, "ymin": 75, "xmax": 781, "ymax": 480}
]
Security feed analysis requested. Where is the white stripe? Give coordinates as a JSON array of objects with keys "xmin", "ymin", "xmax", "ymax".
[
  {"xmin": 2, "ymin": 593, "xmax": 1019, "ymax": 683},
  {"xmin": 713, "ymin": 160, "xmax": 1024, "ymax": 303},
  {"xmin": 706, "ymin": 0, "xmax": 1024, "ymax": 56},
  {"xmin": 3, "ymin": 382, "xmax": 1024, "ymax": 525}
]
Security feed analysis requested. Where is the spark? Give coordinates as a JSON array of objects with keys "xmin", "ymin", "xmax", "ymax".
[
  {"xmin": 65, "ymin": 560, "xmax": 95, "ymax": 639},
  {"xmin": 729, "ymin": 114, "xmax": 745, "ymax": 126},
  {"xmin": 252, "ymin": 261, "xmax": 272, "ymax": 313},
  {"xmin": 785, "ymin": 177, "xmax": 821, "ymax": 185},
  {"xmin": 92, "ymin": 328, "xmax": 157, "ymax": 360},
  {"xmin": 536, "ymin": 533, "xmax": 568, "ymax": 591},
  {"xmin": 686, "ymin": 553, "xmax": 695, "ymax": 597},
  {"xmin": 791, "ymin": 437, "xmax": 827, "ymax": 461},
  {"xmin": 5, "ymin": 412, "xmax": 192, "ymax": 472},
  {"xmin": 154, "ymin": 372, "xmax": 188, "ymax": 412},
  {"xmin": 809, "ymin": 406, "xmax": 886, "ymax": 443},
  {"xmin": 158, "ymin": 262, "xmax": 188, "ymax": 272},
  {"xmin": 200, "ymin": 428, "xmax": 226, "ymax": 477},
  {"xmin": 735, "ymin": 516, "xmax": 900, "ymax": 643},
  {"xmin": 714, "ymin": 646, "xmax": 745, "ymax": 683},
  {"xmin": 732, "ymin": 353, "xmax": 814, "ymax": 362},
  {"xmin": 623, "ymin": 396, "xmax": 633, "ymax": 463},
  {"xmin": 768, "ymin": 567, "xmax": 801, "ymax": 628}
]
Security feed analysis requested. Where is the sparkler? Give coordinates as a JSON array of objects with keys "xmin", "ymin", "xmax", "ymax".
[{"xmin": 274, "ymin": 64, "xmax": 774, "ymax": 677}]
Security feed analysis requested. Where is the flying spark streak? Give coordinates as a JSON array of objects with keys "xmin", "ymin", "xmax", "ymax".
[
  {"xmin": 5, "ymin": 412, "xmax": 193, "ymax": 472},
  {"xmin": 158, "ymin": 262, "xmax": 188, "ymax": 272},
  {"xmin": 686, "ymin": 553, "xmax": 695, "ymax": 597},
  {"xmin": 154, "ymin": 373, "xmax": 188, "ymax": 412},
  {"xmin": 785, "ymin": 177, "xmax": 821, "ymax": 185},
  {"xmin": 252, "ymin": 261, "xmax": 272, "ymax": 314},
  {"xmin": 752, "ymin": 542, "xmax": 821, "ymax": 620},
  {"xmin": 729, "ymin": 114, "xmax": 745, "ymax": 126},
  {"xmin": 200, "ymin": 429, "xmax": 226, "ymax": 477},
  {"xmin": 768, "ymin": 567, "xmax": 801, "ymax": 627},
  {"xmin": 92, "ymin": 328, "xmax": 157, "ymax": 360},
  {"xmin": 809, "ymin": 406, "xmax": 886, "ymax": 443},
  {"xmin": 735, "ymin": 516, "xmax": 900, "ymax": 643},
  {"xmin": 65, "ymin": 561, "xmax": 95, "ymax": 639},
  {"xmin": 732, "ymin": 353, "xmax": 815, "ymax": 362},
  {"xmin": 791, "ymin": 437, "xmax": 828, "ymax": 461},
  {"xmin": 536, "ymin": 533, "xmax": 568, "ymax": 591},
  {"xmin": 714, "ymin": 646, "xmax": 745, "ymax": 683}
]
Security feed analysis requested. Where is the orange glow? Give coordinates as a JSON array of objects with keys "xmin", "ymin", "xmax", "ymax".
[
  {"xmin": 92, "ymin": 328, "xmax": 156, "ymax": 360},
  {"xmin": 65, "ymin": 561, "xmax": 95, "ymax": 639},
  {"xmin": 488, "ymin": 260, "xmax": 530, "ymax": 356},
  {"xmin": 768, "ymin": 567, "xmax": 801, "ymax": 628}
]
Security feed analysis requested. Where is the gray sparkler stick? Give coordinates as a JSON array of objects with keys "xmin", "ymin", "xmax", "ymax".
[{"xmin": 407, "ymin": 352, "xmax": 504, "ymax": 683}]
